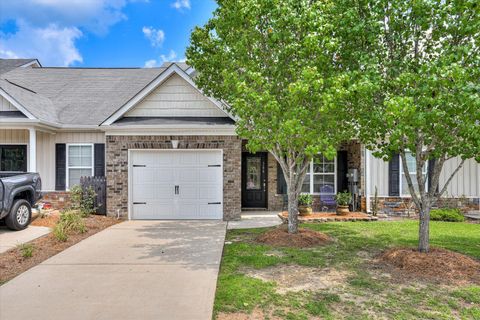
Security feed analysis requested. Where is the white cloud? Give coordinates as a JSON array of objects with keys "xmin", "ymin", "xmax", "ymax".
[
  {"xmin": 142, "ymin": 26, "xmax": 165, "ymax": 47},
  {"xmin": 0, "ymin": 0, "xmax": 130, "ymax": 35},
  {"xmin": 0, "ymin": 22, "xmax": 83, "ymax": 66},
  {"xmin": 143, "ymin": 50, "xmax": 185, "ymax": 68},
  {"xmin": 171, "ymin": 0, "xmax": 190, "ymax": 10},
  {"xmin": 143, "ymin": 59, "xmax": 158, "ymax": 68},
  {"xmin": 0, "ymin": 0, "xmax": 133, "ymax": 66}
]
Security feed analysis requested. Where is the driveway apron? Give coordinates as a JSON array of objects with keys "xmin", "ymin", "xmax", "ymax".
[{"xmin": 0, "ymin": 220, "xmax": 227, "ymax": 320}]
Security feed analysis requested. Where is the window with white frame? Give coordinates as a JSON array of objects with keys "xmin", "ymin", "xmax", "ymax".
[
  {"xmin": 301, "ymin": 154, "xmax": 336, "ymax": 194},
  {"xmin": 400, "ymin": 151, "xmax": 428, "ymax": 196},
  {"xmin": 67, "ymin": 144, "xmax": 93, "ymax": 189}
]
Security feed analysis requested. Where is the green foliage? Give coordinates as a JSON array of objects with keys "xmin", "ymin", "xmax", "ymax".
[
  {"xmin": 186, "ymin": 0, "xmax": 356, "ymax": 231},
  {"xmin": 334, "ymin": 191, "xmax": 351, "ymax": 206},
  {"xmin": 53, "ymin": 210, "xmax": 87, "ymax": 242},
  {"xmin": 69, "ymin": 185, "xmax": 96, "ymax": 217},
  {"xmin": 430, "ymin": 208, "xmax": 465, "ymax": 222},
  {"xmin": 53, "ymin": 224, "xmax": 68, "ymax": 242},
  {"xmin": 17, "ymin": 243, "xmax": 34, "ymax": 258},
  {"xmin": 298, "ymin": 194, "xmax": 313, "ymax": 206}
]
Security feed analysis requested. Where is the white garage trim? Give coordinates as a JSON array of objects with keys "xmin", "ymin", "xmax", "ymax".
[{"xmin": 128, "ymin": 149, "xmax": 224, "ymax": 220}]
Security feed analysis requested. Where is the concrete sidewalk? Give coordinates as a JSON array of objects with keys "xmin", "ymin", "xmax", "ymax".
[
  {"xmin": 0, "ymin": 225, "xmax": 51, "ymax": 254},
  {"xmin": 0, "ymin": 220, "xmax": 226, "ymax": 320},
  {"xmin": 227, "ymin": 211, "xmax": 282, "ymax": 229}
]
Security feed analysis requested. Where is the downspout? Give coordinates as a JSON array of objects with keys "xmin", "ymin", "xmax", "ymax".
[{"xmin": 365, "ymin": 147, "xmax": 371, "ymax": 213}]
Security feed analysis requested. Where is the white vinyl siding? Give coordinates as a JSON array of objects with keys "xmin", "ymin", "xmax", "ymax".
[
  {"xmin": 35, "ymin": 131, "xmax": 105, "ymax": 191},
  {"xmin": 125, "ymin": 74, "xmax": 228, "ymax": 117},
  {"xmin": 367, "ymin": 150, "xmax": 480, "ymax": 198},
  {"xmin": 0, "ymin": 129, "xmax": 29, "ymax": 143},
  {"xmin": 0, "ymin": 95, "xmax": 20, "ymax": 112},
  {"xmin": 67, "ymin": 144, "xmax": 93, "ymax": 189}
]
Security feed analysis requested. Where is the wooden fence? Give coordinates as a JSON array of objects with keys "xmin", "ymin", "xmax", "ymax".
[{"xmin": 80, "ymin": 176, "xmax": 107, "ymax": 215}]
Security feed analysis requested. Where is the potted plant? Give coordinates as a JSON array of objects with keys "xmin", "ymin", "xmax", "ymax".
[
  {"xmin": 298, "ymin": 194, "xmax": 313, "ymax": 216},
  {"xmin": 334, "ymin": 191, "xmax": 351, "ymax": 215}
]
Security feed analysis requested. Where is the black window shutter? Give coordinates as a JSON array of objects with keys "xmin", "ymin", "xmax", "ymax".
[
  {"xmin": 427, "ymin": 158, "xmax": 438, "ymax": 194},
  {"xmin": 336, "ymin": 151, "xmax": 348, "ymax": 193},
  {"xmin": 388, "ymin": 153, "xmax": 400, "ymax": 196},
  {"xmin": 94, "ymin": 143, "xmax": 105, "ymax": 177},
  {"xmin": 55, "ymin": 144, "xmax": 66, "ymax": 191},
  {"xmin": 276, "ymin": 162, "xmax": 287, "ymax": 194}
]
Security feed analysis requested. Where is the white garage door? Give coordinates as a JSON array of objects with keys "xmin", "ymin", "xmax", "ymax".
[{"xmin": 130, "ymin": 150, "xmax": 223, "ymax": 220}]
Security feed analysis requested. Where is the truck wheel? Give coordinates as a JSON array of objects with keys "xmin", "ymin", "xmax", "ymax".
[{"xmin": 5, "ymin": 199, "xmax": 32, "ymax": 231}]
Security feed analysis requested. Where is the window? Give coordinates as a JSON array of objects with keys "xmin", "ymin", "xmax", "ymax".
[
  {"xmin": 301, "ymin": 154, "xmax": 336, "ymax": 194},
  {"xmin": 400, "ymin": 152, "xmax": 428, "ymax": 196},
  {"xmin": 246, "ymin": 157, "xmax": 261, "ymax": 190},
  {"xmin": 0, "ymin": 145, "xmax": 27, "ymax": 172},
  {"xmin": 67, "ymin": 144, "xmax": 93, "ymax": 189}
]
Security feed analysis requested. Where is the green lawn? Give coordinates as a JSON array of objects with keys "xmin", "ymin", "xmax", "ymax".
[{"xmin": 214, "ymin": 221, "xmax": 480, "ymax": 319}]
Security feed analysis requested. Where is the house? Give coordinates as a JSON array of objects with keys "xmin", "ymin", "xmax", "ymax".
[{"xmin": 0, "ymin": 58, "xmax": 478, "ymax": 220}]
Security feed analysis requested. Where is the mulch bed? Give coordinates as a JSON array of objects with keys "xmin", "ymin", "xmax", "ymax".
[
  {"xmin": 0, "ymin": 215, "xmax": 121, "ymax": 284},
  {"xmin": 30, "ymin": 210, "xmax": 60, "ymax": 228},
  {"xmin": 380, "ymin": 247, "xmax": 480, "ymax": 284},
  {"xmin": 279, "ymin": 211, "xmax": 378, "ymax": 223},
  {"xmin": 256, "ymin": 226, "xmax": 330, "ymax": 248}
]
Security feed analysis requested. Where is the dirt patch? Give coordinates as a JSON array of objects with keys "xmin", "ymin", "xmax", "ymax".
[
  {"xmin": 243, "ymin": 265, "xmax": 351, "ymax": 294},
  {"xmin": 31, "ymin": 210, "xmax": 60, "ymax": 228},
  {"xmin": 256, "ymin": 227, "xmax": 330, "ymax": 248},
  {"xmin": 279, "ymin": 211, "xmax": 377, "ymax": 222},
  {"xmin": 216, "ymin": 308, "xmax": 283, "ymax": 320},
  {"xmin": 380, "ymin": 247, "xmax": 480, "ymax": 285},
  {"xmin": 0, "ymin": 215, "xmax": 121, "ymax": 284}
]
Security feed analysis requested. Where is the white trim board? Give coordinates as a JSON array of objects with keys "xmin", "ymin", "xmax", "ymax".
[{"xmin": 101, "ymin": 64, "xmax": 234, "ymax": 125}]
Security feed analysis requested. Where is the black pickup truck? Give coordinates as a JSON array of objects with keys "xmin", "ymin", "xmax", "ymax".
[{"xmin": 0, "ymin": 172, "xmax": 42, "ymax": 230}]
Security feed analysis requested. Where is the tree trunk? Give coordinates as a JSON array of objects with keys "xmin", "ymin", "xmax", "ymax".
[
  {"xmin": 287, "ymin": 188, "xmax": 299, "ymax": 234},
  {"xmin": 418, "ymin": 206, "xmax": 431, "ymax": 253}
]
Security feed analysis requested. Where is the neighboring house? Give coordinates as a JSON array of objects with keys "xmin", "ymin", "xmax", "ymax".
[{"xmin": 0, "ymin": 58, "xmax": 478, "ymax": 220}]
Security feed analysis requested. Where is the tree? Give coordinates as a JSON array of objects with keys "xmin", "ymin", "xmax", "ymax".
[
  {"xmin": 342, "ymin": 0, "xmax": 480, "ymax": 252},
  {"xmin": 186, "ymin": 0, "xmax": 354, "ymax": 233}
]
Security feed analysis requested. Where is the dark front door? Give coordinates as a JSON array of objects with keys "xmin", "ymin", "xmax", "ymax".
[{"xmin": 242, "ymin": 152, "xmax": 267, "ymax": 208}]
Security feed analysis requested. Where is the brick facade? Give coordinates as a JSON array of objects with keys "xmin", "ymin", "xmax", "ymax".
[
  {"xmin": 105, "ymin": 135, "xmax": 242, "ymax": 220},
  {"xmin": 368, "ymin": 196, "xmax": 480, "ymax": 216},
  {"xmin": 41, "ymin": 191, "xmax": 71, "ymax": 210}
]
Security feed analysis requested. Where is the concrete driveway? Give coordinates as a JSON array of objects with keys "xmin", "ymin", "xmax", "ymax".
[
  {"xmin": 0, "ymin": 220, "xmax": 226, "ymax": 320},
  {"xmin": 0, "ymin": 225, "xmax": 51, "ymax": 254}
]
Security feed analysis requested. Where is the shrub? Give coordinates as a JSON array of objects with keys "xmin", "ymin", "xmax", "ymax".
[
  {"xmin": 53, "ymin": 224, "xmax": 68, "ymax": 242},
  {"xmin": 430, "ymin": 208, "xmax": 465, "ymax": 222},
  {"xmin": 17, "ymin": 243, "xmax": 34, "ymax": 258},
  {"xmin": 53, "ymin": 210, "xmax": 87, "ymax": 242},
  {"xmin": 298, "ymin": 194, "xmax": 313, "ymax": 206},
  {"xmin": 69, "ymin": 185, "xmax": 96, "ymax": 217},
  {"xmin": 335, "ymin": 191, "xmax": 352, "ymax": 206}
]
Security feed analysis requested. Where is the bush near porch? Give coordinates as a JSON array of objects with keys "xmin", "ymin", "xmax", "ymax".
[{"xmin": 214, "ymin": 221, "xmax": 480, "ymax": 319}]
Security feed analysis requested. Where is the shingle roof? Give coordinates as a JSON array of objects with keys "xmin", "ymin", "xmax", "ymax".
[
  {"xmin": 0, "ymin": 67, "xmax": 167, "ymax": 126},
  {"xmin": 0, "ymin": 59, "xmax": 37, "ymax": 75}
]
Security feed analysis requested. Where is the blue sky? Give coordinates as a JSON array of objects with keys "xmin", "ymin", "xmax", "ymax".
[{"xmin": 0, "ymin": 0, "xmax": 217, "ymax": 67}]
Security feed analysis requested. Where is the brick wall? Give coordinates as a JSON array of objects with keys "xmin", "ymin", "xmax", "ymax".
[
  {"xmin": 41, "ymin": 191, "xmax": 71, "ymax": 210},
  {"xmin": 105, "ymin": 135, "xmax": 242, "ymax": 220},
  {"xmin": 369, "ymin": 196, "xmax": 480, "ymax": 216}
]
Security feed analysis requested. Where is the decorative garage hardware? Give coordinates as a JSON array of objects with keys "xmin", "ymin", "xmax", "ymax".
[
  {"xmin": 208, "ymin": 202, "xmax": 222, "ymax": 205},
  {"xmin": 208, "ymin": 164, "xmax": 221, "ymax": 167},
  {"xmin": 175, "ymin": 185, "xmax": 179, "ymax": 194},
  {"xmin": 133, "ymin": 164, "xmax": 146, "ymax": 167},
  {"xmin": 133, "ymin": 202, "xmax": 147, "ymax": 205}
]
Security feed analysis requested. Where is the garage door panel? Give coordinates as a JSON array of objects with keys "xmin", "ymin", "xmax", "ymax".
[
  {"xmin": 132, "ymin": 186, "xmax": 173, "ymax": 200},
  {"xmin": 178, "ymin": 168, "xmax": 198, "ymax": 183},
  {"xmin": 133, "ymin": 168, "xmax": 174, "ymax": 183},
  {"xmin": 130, "ymin": 150, "xmax": 223, "ymax": 220},
  {"xmin": 133, "ymin": 204, "xmax": 175, "ymax": 219}
]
